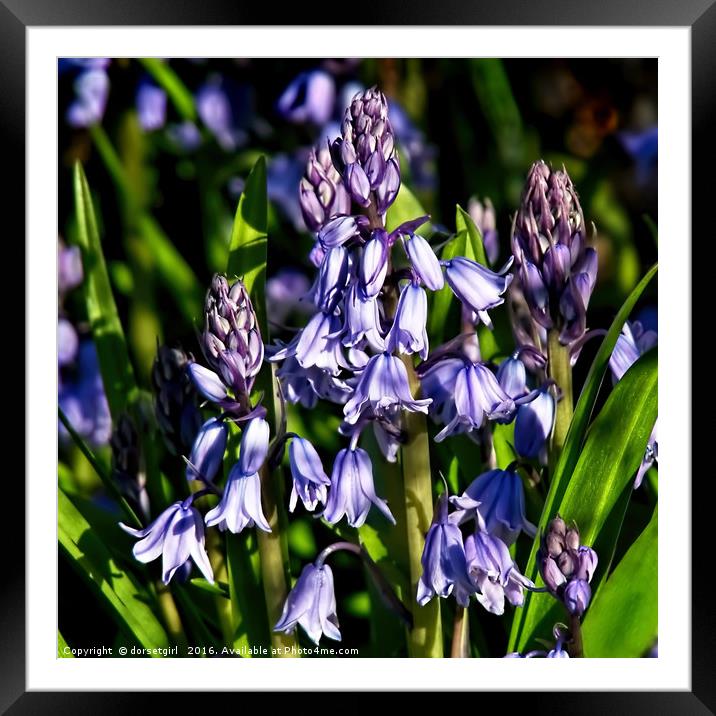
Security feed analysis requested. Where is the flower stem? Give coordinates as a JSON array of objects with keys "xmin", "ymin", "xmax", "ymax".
[
  {"xmin": 156, "ymin": 582, "xmax": 188, "ymax": 652},
  {"xmin": 256, "ymin": 463, "xmax": 298, "ymax": 657},
  {"xmin": 547, "ymin": 329, "xmax": 573, "ymax": 471},
  {"xmin": 205, "ymin": 529, "xmax": 235, "ymax": 646},
  {"xmin": 450, "ymin": 606, "xmax": 470, "ymax": 658},
  {"xmin": 400, "ymin": 355, "xmax": 443, "ymax": 657},
  {"xmin": 568, "ymin": 614, "xmax": 584, "ymax": 657}
]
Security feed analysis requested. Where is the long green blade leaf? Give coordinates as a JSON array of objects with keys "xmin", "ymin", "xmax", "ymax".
[
  {"xmin": 582, "ymin": 506, "xmax": 658, "ymax": 657},
  {"xmin": 512, "ymin": 348, "xmax": 657, "ymax": 651},
  {"xmin": 508, "ymin": 263, "xmax": 657, "ymax": 650},
  {"xmin": 72, "ymin": 162, "xmax": 138, "ymax": 418},
  {"xmin": 58, "ymin": 489, "xmax": 170, "ymax": 652},
  {"xmin": 455, "ymin": 204, "xmax": 489, "ymax": 266},
  {"xmin": 385, "ymin": 183, "xmax": 431, "ymax": 235}
]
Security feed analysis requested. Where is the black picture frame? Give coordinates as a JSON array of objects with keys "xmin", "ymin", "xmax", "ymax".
[{"xmin": 6, "ymin": 1, "xmax": 711, "ymax": 711}]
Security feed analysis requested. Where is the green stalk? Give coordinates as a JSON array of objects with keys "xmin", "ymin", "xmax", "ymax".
[
  {"xmin": 547, "ymin": 329, "xmax": 573, "ymax": 470},
  {"xmin": 256, "ymin": 463, "xmax": 297, "ymax": 656},
  {"xmin": 206, "ymin": 530, "xmax": 236, "ymax": 646},
  {"xmin": 400, "ymin": 355, "xmax": 443, "ymax": 657},
  {"xmin": 156, "ymin": 582, "xmax": 188, "ymax": 652},
  {"xmin": 450, "ymin": 607, "xmax": 470, "ymax": 658}
]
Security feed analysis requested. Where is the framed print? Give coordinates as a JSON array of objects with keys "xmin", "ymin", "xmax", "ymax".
[{"xmin": 4, "ymin": 0, "xmax": 712, "ymax": 710}]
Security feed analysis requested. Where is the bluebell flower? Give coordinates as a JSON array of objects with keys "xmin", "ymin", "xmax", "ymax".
[
  {"xmin": 274, "ymin": 562, "xmax": 340, "ymax": 644},
  {"xmin": 342, "ymin": 283, "xmax": 386, "ymax": 353},
  {"xmin": 386, "ymin": 281, "xmax": 429, "ymax": 359},
  {"xmin": 318, "ymin": 214, "xmax": 367, "ymax": 248},
  {"xmin": 311, "ymin": 246, "xmax": 351, "ymax": 313},
  {"xmin": 434, "ymin": 361, "xmax": 515, "ymax": 442},
  {"xmin": 186, "ymin": 417, "xmax": 228, "ymax": 483},
  {"xmin": 196, "ymin": 78, "xmax": 245, "ymax": 151},
  {"xmin": 136, "ymin": 81, "xmax": 167, "ymax": 131},
  {"xmin": 277, "ymin": 70, "xmax": 336, "ymax": 126},
  {"xmin": 496, "ymin": 353, "xmax": 529, "ymax": 400},
  {"xmin": 271, "ymin": 310, "xmax": 347, "ymax": 376},
  {"xmin": 564, "ymin": 579, "xmax": 591, "ymax": 617},
  {"xmin": 360, "ymin": 230, "xmax": 389, "ymax": 299},
  {"xmin": 417, "ymin": 494, "xmax": 474, "ymax": 607},
  {"xmin": 444, "ymin": 256, "xmax": 513, "ymax": 327},
  {"xmin": 322, "ymin": 447, "xmax": 395, "ymax": 527},
  {"xmin": 464, "ymin": 529, "xmax": 534, "ymax": 615},
  {"xmin": 204, "ymin": 418, "xmax": 271, "ymax": 534},
  {"xmin": 404, "ymin": 233, "xmax": 444, "ymax": 290},
  {"xmin": 119, "ymin": 498, "xmax": 214, "ymax": 585},
  {"xmin": 514, "ymin": 388, "xmax": 555, "ymax": 460},
  {"xmin": 451, "ymin": 469, "xmax": 536, "ymax": 545},
  {"xmin": 288, "ymin": 437, "xmax": 331, "ymax": 512},
  {"xmin": 67, "ymin": 68, "xmax": 109, "ymax": 128},
  {"xmin": 343, "ymin": 353, "xmax": 431, "ymax": 426},
  {"xmin": 610, "ymin": 320, "xmax": 658, "ymax": 382}
]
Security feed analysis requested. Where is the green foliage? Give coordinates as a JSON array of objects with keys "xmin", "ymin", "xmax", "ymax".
[
  {"xmin": 582, "ymin": 506, "xmax": 658, "ymax": 657},
  {"xmin": 58, "ymin": 489, "xmax": 170, "ymax": 652},
  {"xmin": 139, "ymin": 58, "xmax": 196, "ymax": 121},
  {"xmin": 72, "ymin": 162, "xmax": 138, "ymax": 418},
  {"xmin": 511, "ymin": 346, "xmax": 657, "ymax": 651}
]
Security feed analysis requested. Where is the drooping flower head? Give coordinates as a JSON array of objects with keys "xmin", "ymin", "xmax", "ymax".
[
  {"xmin": 322, "ymin": 446, "xmax": 395, "ymax": 528},
  {"xmin": 465, "ymin": 528, "xmax": 534, "ymax": 615},
  {"xmin": 288, "ymin": 437, "xmax": 331, "ymax": 513},
  {"xmin": 277, "ymin": 70, "xmax": 336, "ymax": 126},
  {"xmin": 119, "ymin": 497, "xmax": 214, "ymax": 586},
  {"xmin": 450, "ymin": 468, "xmax": 536, "ymax": 546},
  {"xmin": 204, "ymin": 418, "xmax": 271, "ymax": 534},
  {"xmin": 274, "ymin": 562, "xmax": 341, "ymax": 644},
  {"xmin": 417, "ymin": 494, "xmax": 474, "ymax": 607}
]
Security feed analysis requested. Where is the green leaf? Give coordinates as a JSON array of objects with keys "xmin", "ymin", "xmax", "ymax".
[
  {"xmin": 508, "ymin": 262, "xmax": 657, "ymax": 650},
  {"xmin": 139, "ymin": 58, "xmax": 196, "ymax": 121},
  {"xmin": 227, "ymin": 156, "xmax": 269, "ymax": 336},
  {"xmin": 72, "ymin": 162, "xmax": 138, "ymax": 418},
  {"xmin": 582, "ymin": 506, "xmax": 658, "ymax": 657},
  {"xmin": 511, "ymin": 348, "xmax": 657, "ymax": 651},
  {"xmin": 58, "ymin": 489, "xmax": 170, "ymax": 652},
  {"xmin": 455, "ymin": 204, "xmax": 489, "ymax": 266},
  {"xmin": 385, "ymin": 183, "xmax": 431, "ymax": 235},
  {"xmin": 58, "ymin": 630, "xmax": 73, "ymax": 657},
  {"xmin": 189, "ymin": 578, "xmax": 230, "ymax": 598}
]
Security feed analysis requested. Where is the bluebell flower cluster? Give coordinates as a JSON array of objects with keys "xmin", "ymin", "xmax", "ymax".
[
  {"xmin": 269, "ymin": 87, "xmax": 517, "ymax": 531},
  {"xmin": 417, "ymin": 490, "xmax": 535, "ymax": 616},
  {"xmin": 538, "ymin": 516, "xmax": 598, "ymax": 617}
]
